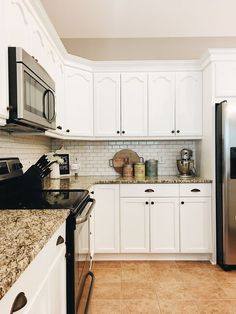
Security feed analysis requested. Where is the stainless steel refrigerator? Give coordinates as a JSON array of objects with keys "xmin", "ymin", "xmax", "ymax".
[{"xmin": 216, "ymin": 100, "xmax": 236, "ymax": 270}]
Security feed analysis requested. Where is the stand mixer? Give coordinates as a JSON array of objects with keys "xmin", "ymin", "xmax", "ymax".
[{"xmin": 176, "ymin": 148, "xmax": 196, "ymax": 178}]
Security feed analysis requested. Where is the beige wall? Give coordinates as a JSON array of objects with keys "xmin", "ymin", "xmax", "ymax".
[{"xmin": 62, "ymin": 37, "xmax": 236, "ymax": 60}]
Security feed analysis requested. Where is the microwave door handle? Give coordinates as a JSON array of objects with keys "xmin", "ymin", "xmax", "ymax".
[
  {"xmin": 43, "ymin": 90, "xmax": 49, "ymax": 121},
  {"xmin": 48, "ymin": 90, "xmax": 56, "ymax": 123}
]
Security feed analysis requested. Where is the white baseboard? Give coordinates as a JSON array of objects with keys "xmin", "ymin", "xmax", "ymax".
[{"xmin": 94, "ymin": 253, "xmax": 212, "ymax": 261}]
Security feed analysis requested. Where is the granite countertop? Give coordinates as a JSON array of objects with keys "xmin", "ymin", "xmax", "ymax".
[
  {"xmin": 44, "ymin": 175, "xmax": 212, "ymax": 190},
  {"xmin": 0, "ymin": 209, "xmax": 69, "ymax": 300}
]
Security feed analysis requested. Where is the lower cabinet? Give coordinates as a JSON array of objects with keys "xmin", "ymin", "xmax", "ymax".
[
  {"xmin": 120, "ymin": 198, "xmax": 149, "ymax": 253},
  {"xmin": 120, "ymin": 197, "xmax": 180, "ymax": 253},
  {"xmin": 180, "ymin": 197, "xmax": 212, "ymax": 253},
  {"xmin": 150, "ymin": 198, "xmax": 179, "ymax": 253},
  {"xmin": 94, "ymin": 184, "xmax": 120, "ymax": 253},
  {"xmin": 0, "ymin": 223, "xmax": 66, "ymax": 314}
]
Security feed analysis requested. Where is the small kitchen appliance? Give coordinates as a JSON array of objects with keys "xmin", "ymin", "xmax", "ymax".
[
  {"xmin": 0, "ymin": 157, "xmax": 95, "ymax": 314},
  {"xmin": 176, "ymin": 148, "xmax": 195, "ymax": 178}
]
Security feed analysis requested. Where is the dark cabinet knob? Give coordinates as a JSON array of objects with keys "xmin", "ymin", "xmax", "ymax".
[
  {"xmin": 177, "ymin": 130, "xmax": 180, "ymax": 134},
  {"xmin": 66, "ymin": 129, "xmax": 70, "ymax": 133},
  {"xmin": 145, "ymin": 201, "xmax": 149, "ymax": 205},
  {"xmin": 56, "ymin": 235, "xmax": 64, "ymax": 246},
  {"xmin": 171, "ymin": 130, "xmax": 175, "ymax": 134},
  {"xmin": 10, "ymin": 292, "xmax": 27, "ymax": 313},
  {"xmin": 91, "ymin": 191, "xmax": 94, "ymax": 194},
  {"xmin": 122, "ymin": 131, "xmax": 125, "ymax": 134},
  {"xmin": 151, "ymin": 201, "xmax": 154, "ymax": 205},
  {"xmin": 117, "ymin": 130, "xmax": 120, "ymax": 134},
  {"xmin": 181, "ymin": 201, "xmax": 184, "ymax": 205},
  {"xmin": 57, "ymin": 125, "xmax": 62, "ymax": 130}
]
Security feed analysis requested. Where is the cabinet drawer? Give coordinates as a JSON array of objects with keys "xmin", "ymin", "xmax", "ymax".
[
  {"xmin": 120, "ymin": 184, "xmax": 179, "ymax": 197},
  {"xmin": 179, "ymin": 184, "xmax": 211, "ymax": 197}
]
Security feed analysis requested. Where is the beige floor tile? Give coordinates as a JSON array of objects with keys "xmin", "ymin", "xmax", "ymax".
[
  {"xmin": 184, "ymin": 281, "xmax": 226, "ymax": 300},
  {"xmin": 93, "ymin": 282, "xmax": 121, "ymax": 300},
  {"xmin": 159, "ymin": 299, "xmax": 199, "ymax": 314},
  {"xmin": 94, "ymin": 261, "xmax": 121, "ymax": 270},
  {"xmin": 197, "ymin": 299, "xmax": 236, "ymax": 314},
  {"xmin": 90, "ymin": 299, "xmax": 121, "ymax": 314},
  {"xmin": 121, "ymin": 282, "xmax": 157, "ymax": 300},
  {"xmin": 121, "ymin": 261, "xmax": 152, "ymax": 270},
  {"xmin": 93, "ymin": 267, "xmax": 122, "ymax": 283},
  {"xmin": 175, "ymin": 261, "xmax": 212, "ymax": 270},
  {"xmin": 121, "ymin": 262, "xmax": 152, "ymax": 282},
  {"xmin": 121, "ymin": 299, "xmax": 160, "ymax": 313},
  {"xmin": 148, "ymin": 261, "xmax": 178, "ymax": 271},
  {"xmin": 211, "ymin": 268, "xmax": 236, "ymax": 284},
  {"xmin": 151, "ymin": 268, "xmax": 183, "ymax": 284},
  {"xmin": 154, "ymin": 282, "xmax": 195, "ymax": 300},
  {"xmin": 221, "ymin": 283, "xmax": 236, "ymax": 299}
]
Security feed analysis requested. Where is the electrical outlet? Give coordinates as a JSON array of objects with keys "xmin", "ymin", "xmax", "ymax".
[{"xmin": 158, "ymin": 156, "xmax": 164, "ymax": 164}]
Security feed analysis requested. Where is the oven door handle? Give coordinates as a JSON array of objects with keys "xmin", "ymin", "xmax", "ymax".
[{"xmin": 76, "ymin": 198, "xmax": 96, "ymax": 225}]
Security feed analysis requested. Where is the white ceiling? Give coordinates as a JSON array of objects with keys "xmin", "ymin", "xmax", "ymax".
[{"xmin": 40, "ymin": 0, "xmax": 236, "ymax": 38}]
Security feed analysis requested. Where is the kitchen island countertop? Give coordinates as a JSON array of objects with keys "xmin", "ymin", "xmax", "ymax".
[
  {"xmin": 45, "ymin": 175, "xmax": 212, "ymax": 190},
  {"xmin": 0, "ymin": 209, "xmax": 69, "ymax": 300}
]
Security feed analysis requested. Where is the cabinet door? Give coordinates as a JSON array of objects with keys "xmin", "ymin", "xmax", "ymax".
[
  {"xmin": 120, "ymin": 198, "xmax": 149, "ymax": 253},
  {"xmin": 121, "ymin": 73, "xmax": 147, "ymax": 136},
  {"xmin": 6, "ymin": 0, "xmax": 33, "ymax": 54},
  {"xmin": 176, "ymin": 72, "xmax": 202, "ymax": 137},
  {"xmin": 65, "ymin": 67, "xmax": 93, "ymax": 136},
  {"xmin": 150, "ymin": 198, "xmax": 179, "ymax": 253},
  {"xmin": 54, "ymin": 60, "xmax": 65, "ymax": 133},
  {"xmin": 180, "ymin": 197, "xmax": 212, "ymax": 253},
  {"xmin": 148, "ymin": 73, "xmax": 175, "ymax": 136},
  {"xmin": 215, "ymin": 62, "xmax": 236, "ymax": 97},
  {"xmin": 94, "ymin": 185, "xmax": 120, "ymax": 253},
  {"xmin": 94, "ymin": 73, "xmax": 120, "ymax": 136},
  {"xmin": 47, "ymin": 247, "xmax": 66, "ymax": 314}
]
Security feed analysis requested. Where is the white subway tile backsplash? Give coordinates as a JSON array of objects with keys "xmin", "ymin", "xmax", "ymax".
[
  {"xmin": 52, "ymin": 140, "xmax": 196, "ymax": 176},
  {"xmin": 0, "ymin": 131, "xmax": 51, "ymax": 171}
]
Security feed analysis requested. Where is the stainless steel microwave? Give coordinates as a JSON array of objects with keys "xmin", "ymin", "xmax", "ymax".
[{"xmin": 8, "ymin": 47, "xmax": 56, "ymax": 131}]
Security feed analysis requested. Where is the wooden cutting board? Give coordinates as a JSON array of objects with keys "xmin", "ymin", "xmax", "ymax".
[{"xmin": 109, "ymin": 149, "xmax": 143, "ymax": 174}]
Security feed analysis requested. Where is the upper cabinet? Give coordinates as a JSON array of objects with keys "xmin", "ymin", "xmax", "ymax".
[
  {"xmin": 64, "ymin": 66, "xmax": 93, "ymax": 136},
  {"xmin": 148, "ymin": 72, "xmax": 175, "ymax": 136},
  {"xmin": 175, "ymin": 72, "xmax": 202, "ymax": 137},
  {"xmin": 148, "ymin": 71, "xmax": 202, "ymax": 138},
  {"xmin": 94, "ymin": 73, "xmax": 120, "ymax": 137},
  {"xmin": 215, "ymin": 62, "xmax": 236, "ymax": 97},
  {"xmin": 94, "ymin": 72, "xmax": 148, "ymax": 137},
  {"xmin": 121, "ymin": 73, "xmax": 148, "ymax": 136}
]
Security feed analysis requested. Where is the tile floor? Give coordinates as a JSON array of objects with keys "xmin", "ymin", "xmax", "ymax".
[{"xmin": 90, "ymin": 261, "xmax": 236, "ymax": 313}]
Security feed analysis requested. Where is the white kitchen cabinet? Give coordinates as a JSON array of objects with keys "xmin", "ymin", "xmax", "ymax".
[
  {"xmin": 175, "ymin": 72, "xmax": 202, "ymax": 137},
  {"xmin": 94, "ymin": 185, "xmax": 120, "ymax": 253},
  {"xmin": 150, "ymin": 198, "xmax": 179, "ymax": 253},
  {"xmin": 0, "ymin": 223, "xmax": 66, "ymax": 314},
  {"xmin": 148, "ymin": 72, "xmax": 175, "ymax": 136},
  {"xmin": 6, "ymin": 0, "xmax": 33, "ymax": 55},
  {"xmin": 65, "ymin": 66, "xmax": 93, "ymax": 136},
  {"xmin": 215, "ymin": 62, "xmax": 236, "ymax": 97},
  {"xmin": 121, "ymin": 73, "xmax": 148, "ymax": 136},
  {"xmin": 120, "ymin": 198, "xmax": 149, "ymax": 253},
  {"xmin": 94, "ymin": 73, "xmax": 120, "ymax": 136},
  {"xmin": 180, "ymin": 197, "xmax": 212, "ymax": 253}
]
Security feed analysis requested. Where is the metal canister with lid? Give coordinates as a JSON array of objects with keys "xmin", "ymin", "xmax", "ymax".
[
  {"xmin": 134, "ymin": 162, "xmax": 145, "ymax": 179},
  {"xmin": 145, "ymin": 159, "xmax": 158, "ymax": 177},
  {"xmin": 123, "ymin": 164, "xmax": 133, "ymax": 178}
]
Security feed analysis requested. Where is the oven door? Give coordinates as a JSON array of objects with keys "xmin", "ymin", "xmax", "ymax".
[
  {"xmin": 75, "ymin": 198, "xmax": 95, "ymax": 314},
  {"xmin": 16, "ymin": 62, "xmax": 56, "ymax": 129}
]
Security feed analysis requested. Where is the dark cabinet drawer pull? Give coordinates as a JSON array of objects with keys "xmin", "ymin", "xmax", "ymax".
[
  {"xmin": 56, "ymin": 235, "xmax": 64, "ymax": 246},
  {"xmin": 145, "ymin": 189, "xmax": 154, "ymax": 193},
  {"xmin": 191, "ymin": 188, "xmax": 201, "ymax": 192},
  {"xmin": 151, "ymin": 201, "xmax": 154, "ymax": 205},
  {"xmin": 145, "ymin": 201, "xmax": 149, "ymax": 205},
  {"xmin": 181, "ymin": 201, "xmax": 184, "ymax": 205},
  {"xmin": 10, "ymin": 292, "xmax": 27, "ymax": 313}
]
